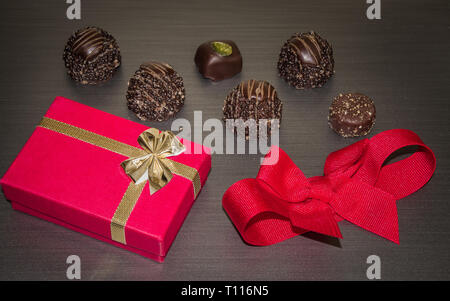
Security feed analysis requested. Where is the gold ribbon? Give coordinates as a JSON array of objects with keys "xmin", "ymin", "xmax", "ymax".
[{"xmin": 38, "ymin": 117, "xmax": 201, "ymax": 244}]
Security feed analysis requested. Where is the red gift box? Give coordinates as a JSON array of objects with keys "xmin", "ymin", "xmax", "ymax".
[{"xmin": 0, "ymin": 97, "xmax": 211, "ymax": 262}]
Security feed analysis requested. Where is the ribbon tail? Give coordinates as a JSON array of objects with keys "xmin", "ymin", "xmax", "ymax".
[
  {"xmin": 288, "ymin": 200, "xmax": 342, "ymax": 238},
  {"xmin": 147, "ymin": 157, "xmax": 173, "ymax": 194},
  {"xmin": 331, "ymin": 179, "xmax": 399, "ymax": 243}
]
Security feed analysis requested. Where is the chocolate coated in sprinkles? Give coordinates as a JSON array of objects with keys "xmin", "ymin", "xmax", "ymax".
[
  {"xmin": 278, "ymin": 31, "xmax": 334, "ymax": 89},
  {"xmin": 63, "ymin": 26, "xmax": 121, "ymax": 85},
  {"xmin": 126, "ymin": 62, "xmax": 185, "ymax": 122},
  {"xmin": 328, "ymin": 93, "xmax": 376, "ymax": 137},
  {"xmin": 223, "ymin": 80, "xmax": 283, "ymax": 139}
]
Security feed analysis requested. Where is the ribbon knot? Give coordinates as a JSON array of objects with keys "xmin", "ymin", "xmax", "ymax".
[
  {"xmin": 289, "ymin": 186, "xmax": 310, "ymax": 203},
  {"xmin": 307, "ymin": 176, "xmax": 337, "ymax": 204},
  {"xmin": 223, "ymin": 129, "xmax": 436, "ymax": 246},
  {"xmin": 121, "ymin": 128, "xmax": 186, "ymax": 194},
  {"xmin": 286, "ymin": 176, "xmax": 335, "ymax": 204}
]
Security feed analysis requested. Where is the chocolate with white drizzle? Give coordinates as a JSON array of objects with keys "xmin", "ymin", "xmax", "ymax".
[
  {"xmin": 223, "ymin": 80, "xmax": 283, "ymax": 139},
  {"xmin": 63, "ymin": 26, "xmax": 121, "ymax": 85},
  {"xmin": 126, "ymin": 62, "xmax": 185, "ymax": 122},
  {"xmin": 278, "ymin": 31, "xmax": 334, "ymax": 89}
]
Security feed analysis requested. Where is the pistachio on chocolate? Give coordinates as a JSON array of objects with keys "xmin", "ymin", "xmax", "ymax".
[{"xmin": 211, "ymin": 41, "xmax": 233, "ymax": 56}]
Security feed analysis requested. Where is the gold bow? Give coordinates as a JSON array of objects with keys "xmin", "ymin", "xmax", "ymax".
[{"xmin": 120, "ymin": 128, "xmax": 186, "ymax": 194}]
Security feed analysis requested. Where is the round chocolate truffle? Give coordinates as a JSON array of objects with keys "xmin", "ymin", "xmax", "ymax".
[
  {"xmin": 126, "ymin": 62, "xmax": 185, "ymax": 121},
  {"xmin": 63, "ymin": 26, "xmax": 121, "ymax": 85},
  {"xmin": 328, "ymin": 93, "xmax": 376, "ymax": 137},
  {"xmin": 223, "ymin": 80, "xmax": 282, "ymax": 138},
  {"xmin": 277, "ymin": 31, "xmax": 334, "ymax": 89}
]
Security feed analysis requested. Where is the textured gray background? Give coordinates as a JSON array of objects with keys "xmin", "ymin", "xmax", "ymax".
[{"xmin": 0, "ymin": 0, "xmax": 449, "ymax": 280}]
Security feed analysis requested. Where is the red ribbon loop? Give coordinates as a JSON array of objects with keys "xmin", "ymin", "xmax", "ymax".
[{"xmin": 222, "ymin": 129, "xmax": 436, "ymax": 246}]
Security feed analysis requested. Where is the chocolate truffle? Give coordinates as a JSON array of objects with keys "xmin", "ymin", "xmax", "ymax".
[
  {"xmin": 223, "ymin": 80, "xmax": 282, "ymax": 138},
  {"xmin": 63, "ymin": 26, "xmax": 121, "ymax": 85},
  {"xmin": 328, "ymin": 93, "xmax": 376, "ymax": 137},
  {"xmin": 126, "ymin": 62, "xmax": 185, "ymax": 121},
  {"xmin": 277, "ymin": 31, "xmax": 334, "ymax": 89},
  {"xmin": 194, "ymin": 40, "xmax": 242, "ymax": 81}
]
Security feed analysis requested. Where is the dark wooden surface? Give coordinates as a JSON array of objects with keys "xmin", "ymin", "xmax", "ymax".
[{"xmin": 0, "ymin": 0, "xmax": 449, "ymax": 280}]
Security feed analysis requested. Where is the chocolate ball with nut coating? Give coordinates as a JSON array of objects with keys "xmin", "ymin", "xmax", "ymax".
[
  {"xmin": 328, "ymin": 93, "xmax": 376, "ymax": 137},
  {"xmin": 278, "ymin": 31, "xmax": 334, "ymax": 89},
  {"xmin": 223, "ymin": 80, "xmax": 283, "ymax": 139},
  {"xmin": 126, "ymin": 62, "xmax": 185, "ymax": 122},
  {"xmin": 63, "ymin": 26, "xmax": 121, "ymax": 85}
]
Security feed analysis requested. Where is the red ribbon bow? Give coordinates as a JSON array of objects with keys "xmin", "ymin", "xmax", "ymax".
[{"xmin": 222, "ymin": 129, "xmax": 436, "ymax": 245}]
